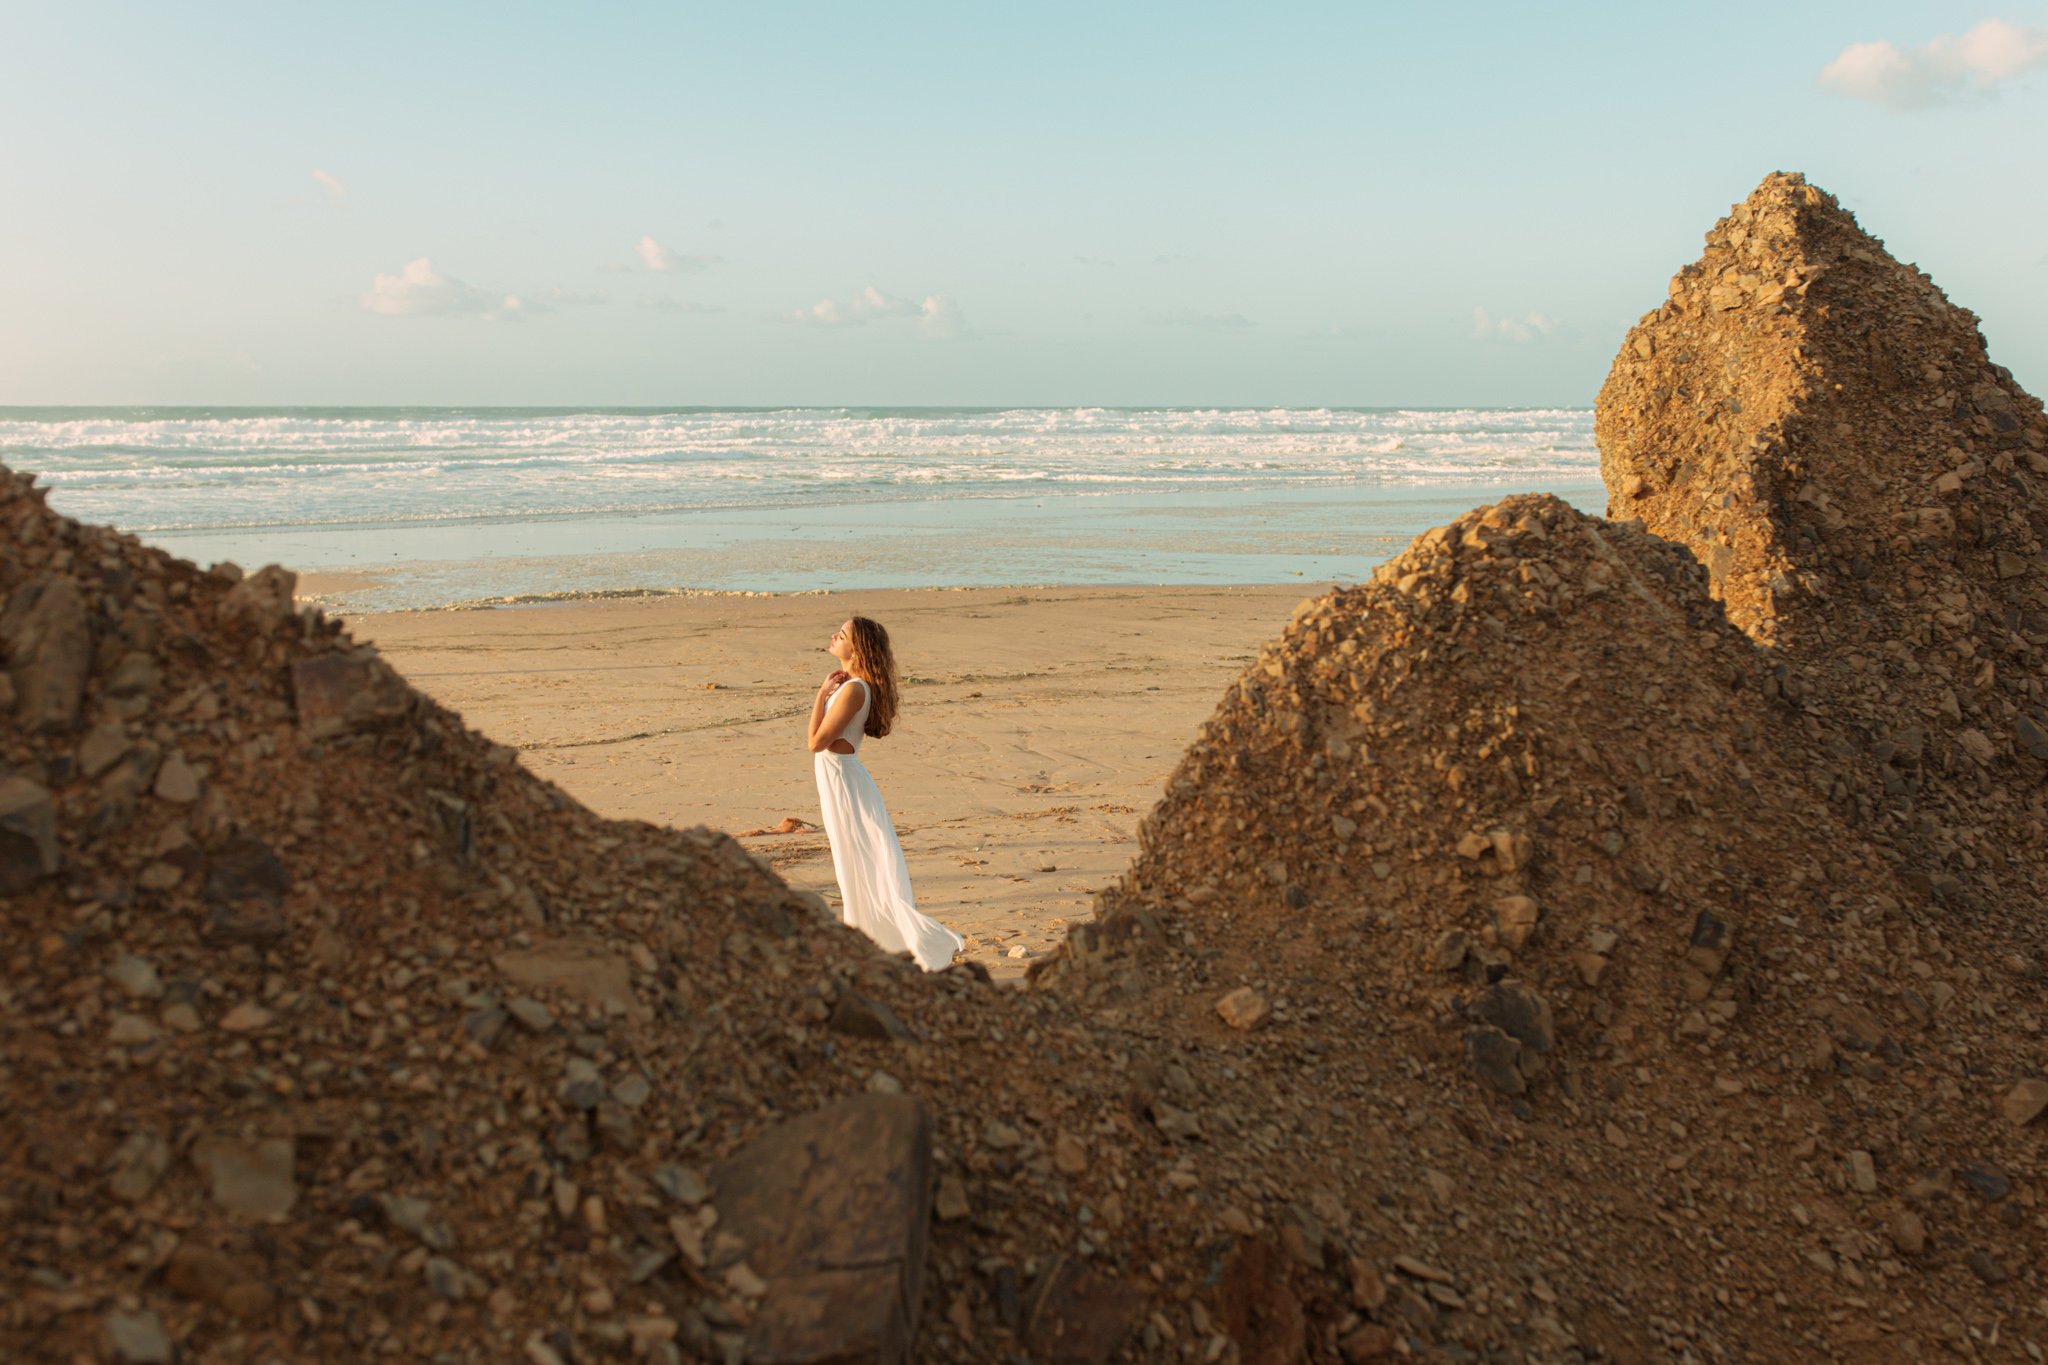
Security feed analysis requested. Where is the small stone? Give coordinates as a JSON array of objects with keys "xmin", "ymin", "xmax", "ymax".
[
  {"xmin": 106, "ymin": 954, "xmax": 163, "ymax": 1000},
  {"xmin": 652, "ymin": 1164, "xmax": 709, "ymax": 1206},
  {"xmin": 725, "ymin": 1262, "xmax": 769, "ymax": 1299},
  {"xmin": 290, "ymin": 646, "xmax": 414, "ymax": 739},
  {"xmin": 1053, "ymin": 1133, "xmax": 1088, "ymax": 1175},
  {"xmin": 426, "ymin": 1255, "xmax": 471, "ymax": 1300},
  {"xmin": 1007, "ymin": 944, "xmax": 1033, "ymax": 959},
  {"xmin": 153, "ymin": 752, "xmax": 201, "ymax": 804},
  {"xmin": 104, "ymin": 1308, "xmax": 171, "ymax": 1364},
  {"xmin": 1392, "ymin": 1255, "xmax": 1453, "ymax": 1284},
  {"xmin": 107, "ymin": 1132, "xmax": 170, "ymax": 1202},
  {"xmin": 983, "ymin": 1118, "xmax": 1023, "ymax": 1150},
  {"xmin": 1454, "ymin": 831, "xmax": 1491, "ymax": 859},
  {"xmin": 137, "ymin": 861, "xmax": 182, "ymax": 890},
  {"xmin": 560, "ymin": 1058, "xmax": 607, "ymax": 1110},
  {"xmin": 1889, "ymin": 1209, "xmax": 1926, "ymax": 1256},
  {"xmin": 2000, "ymin": 1078, "xmax": 2048, "ymax": 1127},
  {"xmin": 1604, "ymin": 1122, "xmax": 1630, "ymax": 1148},
  {"xmin": 1470, "ymin": 979, "xmax": 1553, "ymax": 1053},
  {"xmin": 77, "ymin": 723, "xmax": 133, "ymax": 778},
  {"xmin": 108, "ymin": 1013, "xmax": 158, "ymax": 1045},
  {"xmin": 1430, "ymin": 930, "xmax": 1470, "ymax": 972},
  {"xmin": 828, "ymin": 989, "xmax": 913, "ymax": 1042},
  {"xmin": 1570, "ymin": 951, "xmax": 1609, "ymax": 986},
  {"xmin": 1216, "ymin": 986, "xmax": 1271, "ymax": 1031},
  {"xmin": 1686, "ymin": 910, "xmax": 1731, "ymax": 976},
  {"xmin": 1, "ymin": 577, "xmax": 90, "ymax": 731},
  {"xmin": 166, "ymin": 1243, "xmax": 245, "ymax": 1304},
  {"xmin": 934, "ymin": 1173, "xmax": 971, "ymax": 1221},
  {"xmin": 219, "ymin": 1002, "xmax": 273, "ymax": 1033},
  {"xmin": 1494, "ymin": 895, "xmax": 1540, "ymax": 950},
  {"xmin": 1347, "ymin": 1256, "xmax": 1387, "ymax": 1311},
  {"xmin": 1956, "ymin": 1163, "xmax": 2012, "ymax": 1201},
  {"xmin": 381, "ymin": 1194, "xmax": 457, "ymax": 1251},
  {"xmin": 1464, "ymin": 1025, "xmax": 1525, "ymax": 1096},
  {"xmin": 1152, "ymin": 1102, "xmax": 1202, "ymax": 1141},
  {"xmin": 1965, "ymin": 1250, "xmax": 2009, "ymax": 1285},
  {"xmin": 613, "ymin": 1070, "xmax": 652, "ymax": 1108},
  {"xmin": 865, "ymin": 1070, "xmax": 903, "ymax": 1095},
  {"xmin": 1848, "ymin": 1150, "xmax": 1878, "ymax": 1193},
  {"xmin": 462, "ymin": 1006, "xmax": 509, "ymax": 1049},
  {"xmin": 191, "ymin": 1135, "xmax": 297, "ymax": 1220},
  {"xmin": 161, "ymin": 1002, "xmax": 201, "ymax": 1033},
  {"xmin": 203, "ymin": 833, "xmax": 289, "ymax": 907},
  {"xmin": 625, "ymin": 1317, "xmax": 679, "ymax": 1353},
  {"xmin": 0, "ymin": 777, "xmax": 61, "ymax": 893},
  {"xmin": 1339, "ymin": 1323, "xmax": 1398, "ymax": 1362},
  {"xmin": 506, "ymin": 997, "xmax": 554, "ymax": 1033}
]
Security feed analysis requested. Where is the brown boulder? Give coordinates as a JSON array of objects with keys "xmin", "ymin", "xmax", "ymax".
[
  {"xmin": 1021, "ymin": 1256, "xmax": 1142, "ymax": 1365},
  {"xmin": 712, "ymin": 1094, "xmax": 934, "ymax": 1364},
  {"xmin": 290, "ymin": 646, "xmax": 413, "ymax": 739}
]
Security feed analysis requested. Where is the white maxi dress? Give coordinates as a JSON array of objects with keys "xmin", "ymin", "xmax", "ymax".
[{"xmin": 813, "ymin": 678, "xmax": 962, "ymax": 971}]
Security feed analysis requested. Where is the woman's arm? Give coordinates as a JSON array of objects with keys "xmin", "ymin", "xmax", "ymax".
[{"xmin": 806, "ymin": 677, "xmax": 866, "ymax": 752}]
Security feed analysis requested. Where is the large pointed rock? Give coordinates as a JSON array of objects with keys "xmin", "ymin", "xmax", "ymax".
[
  {"xmin": 1598, "ymin": 171, "xmax": 2048, "ymax": 657},
  {"xmin": 711, "ymin": 1094, "xmax": 933, "ymax": 1365},
  {"xmin": 1596, "ymin": 170, "xmax": 2048, "ymax": 901}
]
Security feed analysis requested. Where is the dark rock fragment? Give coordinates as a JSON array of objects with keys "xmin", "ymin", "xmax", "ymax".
[{"xmin": 712, "ymin": 1094, "xmax": 933, "ymax": 1364}]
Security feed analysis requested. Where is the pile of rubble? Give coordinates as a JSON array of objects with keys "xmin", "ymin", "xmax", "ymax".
[{"xmin": 5, "ymin": 170, "xmax": 2047, "ymax": 1364}]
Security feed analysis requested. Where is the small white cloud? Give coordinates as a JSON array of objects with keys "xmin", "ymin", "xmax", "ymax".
[
  {"xmin": 1147, "ymin": 308, "xmax": 1254, "ymax": 330},
  {"xmin": 636, "ymin": 235, "xmax": 679, "ymax": 271},
  {"xmin": 1472, "ymin": 307, "xmax": 1554, "ymax": 344},
  {"xmin": 790, "ymin": 286, "xmax": 918, "ymax": 326},
  {"xmin": 625, "ymin": 235, "xmax": 720, "ymax": 274},
  {"xmin": 788, "ymin": 286, "xmax": 972, "ymax": 338},
  {"xmin": 1819, "ymin": 18, "xmax": 2048, "ymax": 108},
  {"xmin": 640, "ymin": 297, "xmax": 723, "ymax": 315},
  {"xmin": 361, "ymin": 259, "xmax": 524, "ymax": 321},
  {"xmin": 311, "ymin": 168, "xmax": 347, "ymax": 200},
  {"xmin": 918, "ymin": 294, "xmax": 973, "ymax": 340}
]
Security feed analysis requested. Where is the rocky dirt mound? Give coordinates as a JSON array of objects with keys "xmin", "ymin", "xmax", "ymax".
[
  {"xmin": 1076, "ymin": 491, "xmax": 2048, "ymax": 1359},
  {"xmin": 0, "ymin": 469, "xmax": 1287, "ymax": 1365},
  {"xmin": 8, "ymin": 170, "xmax": 2048, "ymax": 1365},
  {"xmin": 1597, "ymin": 172, "xmax": 2048, "ymax": 922}
]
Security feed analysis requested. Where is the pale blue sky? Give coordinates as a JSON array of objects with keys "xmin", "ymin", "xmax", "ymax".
[{"xmin": 2, "ymin": 1, "xmax": 2043, "ymax": 406}]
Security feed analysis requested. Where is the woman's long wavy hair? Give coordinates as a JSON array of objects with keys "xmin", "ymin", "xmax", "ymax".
[{"xmin": 843, "ymin": 615, "xmax": 900, "ymax": 738}]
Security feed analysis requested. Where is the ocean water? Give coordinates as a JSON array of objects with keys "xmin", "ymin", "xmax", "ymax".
[{"xmin": 0, "ymin": 407, "xmax": 1604, "ymax": 610}]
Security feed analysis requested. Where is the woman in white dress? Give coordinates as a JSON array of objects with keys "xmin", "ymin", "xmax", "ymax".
[{"xmin": 807, "ymin": 616, "xmax": 962, "ymax": 971}]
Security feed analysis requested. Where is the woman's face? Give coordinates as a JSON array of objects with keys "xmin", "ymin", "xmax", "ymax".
[{"xmin": 827, "ymin": 619, "xmax": 854, "ymax": 664}]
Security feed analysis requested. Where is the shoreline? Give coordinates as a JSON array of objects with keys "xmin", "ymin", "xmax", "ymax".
[
  {"xmin": 154, "ymin": 477, "xmax": 1606, "ymax": 613},
  {"xmin": 352, "ymin": 582, "xmax": 1310, "ymax": 980}
]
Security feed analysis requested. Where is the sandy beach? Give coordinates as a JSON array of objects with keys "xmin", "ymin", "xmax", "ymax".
[{"xmin": 350, "ymin": 583, "xmax": 1309, "ymax": 977}]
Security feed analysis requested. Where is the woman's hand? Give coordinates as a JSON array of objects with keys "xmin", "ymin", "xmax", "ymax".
[{"xmin": 807, "ymin": 673, "xmax": 864, "ymax": 753}]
